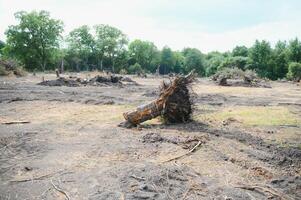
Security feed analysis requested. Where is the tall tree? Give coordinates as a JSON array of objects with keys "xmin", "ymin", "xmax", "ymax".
[
  {"xmin": 4, "ymin": 11, "xmax": 63, "ymax": 70},
  {"xmin": 0, "ymin": 40, "xmax": 5, "ymax": 56},
  {"xmin": 182, "ymin": 48, "xmax": 205, "ymax": 75},
  {"xmin": 66, "ymin": 25, "xmax": 95, "ymax": 71},
  {"xmin": 160, "ymin": 46, "xmax": 175, "ymax": 74},
  {"xmin": 173, "ymin": 51, "xmax": 184, "ymax": 73},
  {"xmin": 249, "ymin": 40, "xmax": 273, "ymax": 78},
  {"xmin": 128, "ymin": 39, "xmax": 159, "ymax": 72},
  {"xmin": 204, "ymin": 52, "xmax": 225, "ymax": 76},
  {"xmin": 270, "ymin": 41, "xmax": 288, "ymax": 79},
  {"xmin": 232, "ymin": 45, "xmax": 248, "ymax": 57},
  {"xmin": 94, "ymin": 24, "xmax": 128, "ymax": 72},
  {"xmin": 287, "ymin": 38, "xmax": 301, "ymax": 63}
]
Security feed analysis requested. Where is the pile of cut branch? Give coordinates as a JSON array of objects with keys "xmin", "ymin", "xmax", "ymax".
[{"xmin": 120, "ymin": 71, "xmax": 196, "ymax": 128}]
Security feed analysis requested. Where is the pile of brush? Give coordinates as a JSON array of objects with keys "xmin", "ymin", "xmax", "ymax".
[
  {"xmin": 120, "ymin": 70, "xmax": 196, "ymax": 128},
  {"xmin": 0, "ymin": 59, "xmax": 27, "ymax": 77}
]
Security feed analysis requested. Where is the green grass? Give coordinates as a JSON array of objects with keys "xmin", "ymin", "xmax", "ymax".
[{"xmin": 197, "ymin": 106, "xmax": 301, "ymax": 126}]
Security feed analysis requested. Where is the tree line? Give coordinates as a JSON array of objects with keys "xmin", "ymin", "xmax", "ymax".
[{"xmin": 1, "ymin": 10, "xmax": 301, "ymax": 80}]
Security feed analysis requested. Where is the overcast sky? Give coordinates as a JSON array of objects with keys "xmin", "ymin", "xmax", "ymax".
[{"xmin": 1, "ymin": 0, "xmax": 301, "ymax": 52}]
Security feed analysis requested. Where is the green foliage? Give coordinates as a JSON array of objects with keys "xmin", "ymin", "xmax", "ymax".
[
  {"xmin": 218, "ymin": 56, "xmax": 250, "ymax": 71},
  {"xmin": 0, "ymin": 58, "xmax": 27, "ymax": 76},
  {"xmin": 2, "ymin": 10, "xmax": 301, "ymax": 80},
  {"xmin": 94, "ymin": 24, "xmax": 128, "ymax": 72},
  {"xmin": 182, "ymin": 48, "xmax": 205, "ymax": 75},
  {"xmin": 213, "ymin": 67, "xmax": 245, "ymax": 79},
  {"xmin": 173, "ymin": 51, "xmax": 185, "ymax": 73},
  {"xmin": 269, "ymin": 41, "xmax": 289, "ymax": 79},
  {"xmin": 128, "ymin": 63, "xmax": 143, "ymax": 74},
  {"xmin": 248, "ymin": 40, "xmax": 273, "ymax": 78},
  {"xmin": 0, "ymin": 40, "xmax": 5, "ymax": 55},
  {"xmin": 129, "ymin": 39, "xmax": 159, "ymax": 72},
  {"xmin": 66, "ymin": 25, "xmax": 95, "ymax": 71},
  {"xmin": 287, "ymin": 62, "xmax": 301, "ymax": 81},
  {"xmin": 159, "ymin": 46, "xmax": 175, "ymax": 74},
  {"xmin": 232, "ymin": 45, "xmax": 248, "ymax": 57},
  {"xmin": 204, "ymin": 52, "xmax": 225, "ymax": 76},
  {"xmin": 287, "ymin": 38, "xmax": 301, "ymax": 63},
  {"xmin": 4, "ymin": 11, "xmax": 63, "ymax": 71}
]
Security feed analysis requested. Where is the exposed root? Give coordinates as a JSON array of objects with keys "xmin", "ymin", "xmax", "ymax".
[{"xmin": 51, "ymin": 179, "xmax": 70, "ymax": 200}]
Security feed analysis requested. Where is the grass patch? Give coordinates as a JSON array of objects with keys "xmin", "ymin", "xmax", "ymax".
[{"xmin": 197, "ymin": 106, "xmax": 301, "ymax": 126}]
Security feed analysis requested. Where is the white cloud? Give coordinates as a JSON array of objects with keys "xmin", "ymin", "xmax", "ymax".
[{"xmin": 1, "ymin": 0, "xmax": 301, "ymax": 52}]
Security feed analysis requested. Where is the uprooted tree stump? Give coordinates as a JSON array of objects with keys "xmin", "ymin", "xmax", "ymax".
[{"xmin": 119, "ymin": 71, "xmax": 196, "ymax": 128}]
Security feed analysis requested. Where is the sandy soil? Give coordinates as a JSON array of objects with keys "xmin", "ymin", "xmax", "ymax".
[{"xmin": 0, "ymin": 73, "xmax": 300, "ymax": 200}]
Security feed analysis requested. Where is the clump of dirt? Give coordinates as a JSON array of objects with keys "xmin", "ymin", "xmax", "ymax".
[
  {"xmin": 142, "ymin": 132, "xmax": 208, "ymax": 149},
  {"xmin": 212, "ymin": 68, "xmax": 271, "ymax": 88},
  {"xmin": 222, "ymin": 117, "xmax": 241, "ymax": 126},
  {"xmin": 121, "ymin": 77, "xmax": 139, "ymax": 85},
  {"xmin": 38, "ymin": 77, "xmax": 81, "ymax": 87},
  {"xmin": 38, "ymin": 75, "xmax": 134, "ymax": 87}
]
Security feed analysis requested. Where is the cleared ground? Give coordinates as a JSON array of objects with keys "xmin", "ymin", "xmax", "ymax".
[{"xmin": 0, "ymin": 73, "xmax": 300, "ymax": 200}]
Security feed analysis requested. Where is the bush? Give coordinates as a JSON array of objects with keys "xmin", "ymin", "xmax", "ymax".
[
  {"xmin": 212, "ymin": 67, "xmax": 245, "ymax": 80},
  {"xmin": 287, "ymin": 62, "xmax": 301, "ymax": 81},
  {"xmin": 0, "ymin": 58, "xmax": 27, "ymax": 77},
  {"xmin": 212, "ymin": 67, "xmax": 258, "ymax": 81},
  {"xmin": 128, "ymin": 63, "xmax": 143, "ymax": 74},
  {"xmin": 0, "ymin": 65, "xmax": 9, "ymax": 76},
  {"xmin": 119, "ymin": 69, "xmax": 128, "ymax": 75},
  {"xmin": 217, "ymin": 56, "xmax": 250, "ymax": 71}
]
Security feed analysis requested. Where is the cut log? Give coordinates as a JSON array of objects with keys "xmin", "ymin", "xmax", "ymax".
[{"xmin": 120, "ymin": 71, "xmax": 196, "ymax": 128}]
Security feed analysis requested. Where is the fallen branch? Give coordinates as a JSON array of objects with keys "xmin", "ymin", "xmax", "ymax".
[
  {"xmin": 130, "ymin": 175, "xmax": 146, "ymax": 181},
  {"xmin": 162, "ymin": 141, "xmax": 202, "ymax": 163},
  {"xmin": 234, "ymin": 184, "xmax": 294, "ymax": 200},
  {"xmin": 51, "ymin": 179, "xmax": 70, "ymax": 200},
  {"xmin": 10, "ymin": 170, "xmax": 64, "ymax": 183},
  {"xmin": 1, "ymin": 120, "xmax": 30, "ymax": 125}
]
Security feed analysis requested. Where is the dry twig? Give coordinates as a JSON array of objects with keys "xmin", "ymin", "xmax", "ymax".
[
  {"xmin": 162, "ymin": 141, "xmax": 202, "ymax": 163},
  {"xmin": 234, "ymin": 184, "xmax": 294, "ymax": 200},
  {"xmin": 1, "ymin": 121, "xmax": 30, "ymax": 125},
  {"xmin": 10, "ymin": 170, "xmax": 64, "ymax": 183},
  {"xmin": 51, "ymin": 179, "xmax": 70, "ymax": 200}
]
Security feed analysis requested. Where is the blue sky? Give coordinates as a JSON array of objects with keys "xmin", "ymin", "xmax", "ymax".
[{"xmin": 1, "ymin": 0, "xmax": 301, "ymax": 52}]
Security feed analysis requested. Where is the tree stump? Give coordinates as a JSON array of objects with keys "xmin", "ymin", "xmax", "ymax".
[{"xmin": 120, "ymin": 71, "xmax": 196, "ymax": 128}]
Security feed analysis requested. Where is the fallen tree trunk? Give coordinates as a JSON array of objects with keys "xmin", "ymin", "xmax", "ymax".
[{"xmin": 120, "ymin": 71, "xmax": 196, "ymax": 128}]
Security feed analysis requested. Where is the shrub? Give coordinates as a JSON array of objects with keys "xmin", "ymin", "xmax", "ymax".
[
  {"xmin": 287, "ymin": 62, "xmax": 301, "ymax": 81},
  {"xmin": 0, "ymin": 58, "xmax": 27, "ymax": 77},
  {"xmin": 212, "ymin": 67, "xmax": 245, "ymax": 80},
  {"xmin": 119, "ymin": 69, "xmax": 128, "ymax": 75},
  {"xmin": 0, "ymin": 65, "xmax": 9, "ymax": 76},
  {"xmin": 128, "ymin": 63, "xmax": 143, "ymax": 74}
]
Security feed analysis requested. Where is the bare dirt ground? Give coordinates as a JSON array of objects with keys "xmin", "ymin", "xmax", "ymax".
[{"xmin": 0, "ymin": 72, "xmax": 300, "ymax": 200}]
